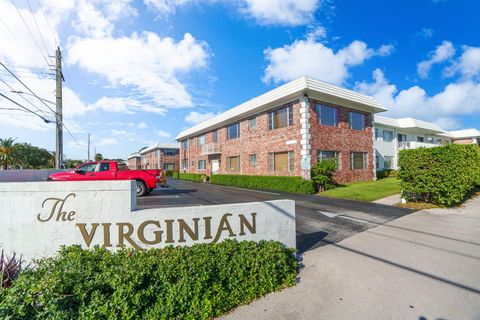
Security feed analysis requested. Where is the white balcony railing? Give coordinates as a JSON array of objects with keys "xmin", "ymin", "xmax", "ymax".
[
  {"xmin": 398, "ymin": 141, "xmax": 440, "ymax": 150},
  {"xmin": 201, "ymin": 143, "xmax": 221, "ymax": 155}
]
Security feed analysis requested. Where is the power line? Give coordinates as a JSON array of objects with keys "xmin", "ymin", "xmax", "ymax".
[
  {"xmin": 0, "ymin": 14, "xmax": 40, "ymax": 67},
  {"xmin": 0, "ymin": 91, "xmax": 52, "ymax": 123},
  {"xmin": 63, "ymin": 123, "xmax": 87, "ymax": 149},
  {"xmin": 0, "ymin": 62, "xmax": 59, "ymax": 117},
  {"xmin": 9, "ymin": 0, "xmax": 52, "ymax": 68},
  {"xmin": 0, "ymin": 77, "xmax": 53, "ymax": 120},
  {"xmin": 26, "ymin": 0, "xmax": 53, "ymax": 65}
]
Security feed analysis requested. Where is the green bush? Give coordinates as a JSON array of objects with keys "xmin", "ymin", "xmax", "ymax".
[
  {"xmin": 164, "ymin": 170, "xmax": 178, "ymax": 177},
  {"xmin": 0, "ymin": 240, "xmax": 297, "ymax": 319},
  {"xmin": 376, "ymin": 169, "xmax": 398, "ymax": 179},
  {"xmin": 311, "ymin": 160, "xmax": 336, "ymax": 192},
  {"xmin": 210, "ymin": 174, "xmax": 315, "ymax": 194},
  {"xmin": 398, "ymin": 144, "xmax": 480, "ymax": 206},
  {"xmin": 173, "ymin": 172, "xmax": 207, "ymax": 182}
]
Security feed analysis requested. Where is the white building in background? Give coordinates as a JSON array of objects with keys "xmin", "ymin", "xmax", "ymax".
[
  {"xmin": 446, "ymin": 129, "xmax": 480, "ymax": 145},
  {"xmin": 374, "ymin": 116, "xmax": 450, "ymax": 171}
]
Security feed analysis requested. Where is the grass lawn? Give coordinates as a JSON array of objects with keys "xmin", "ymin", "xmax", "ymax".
[{"xmin": 319, "ymin": 177, "xmax": 402, "ymax": 202}]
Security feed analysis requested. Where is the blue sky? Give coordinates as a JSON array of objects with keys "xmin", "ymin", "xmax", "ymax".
[{"xmin": 0, "ymin": 0, "xmax": 479, "ymax": 160}]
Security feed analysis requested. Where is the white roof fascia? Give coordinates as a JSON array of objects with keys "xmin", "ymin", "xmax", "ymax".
[
  {"xmin": 140, "ymin": 142, "xmax": 179, "ymax": 155},
  {"xmin": 447, "ymin": 129, "xmax": 480, "ymax": 139},
  {"xmin": 176, "ymin": 76, "xmax": 387, "ymax": 140},
  {"xmin": 374, "ymin": 115, "xmax": 444, "ymax": 134}
]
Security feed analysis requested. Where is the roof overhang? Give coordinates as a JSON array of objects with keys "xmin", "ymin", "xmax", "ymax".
[
  {"xmin": 176, "ymin": 76, "xmax": 386, "ymax": 140},
  {"xmin": 375, "ymin": 115, "xmax": 445, "ymax": 135}
]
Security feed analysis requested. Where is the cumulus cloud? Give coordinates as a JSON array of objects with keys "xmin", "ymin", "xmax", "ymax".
[
  {"xmin": 67, "ymin": 32, "xmax": 209, "ymax": 108},
  {"xmin": 444, "ymin": 46, "xmax": 480, "ymax": 80},
  {"xmin": 184, "ymin": 111, "xmax": 219, "ymax": 124},
  {"xmin": 88, "ymin": 97, "xmax": 167, "ymax": 115},
  {"xmin": 355, "ymin": 68, "xmax": 480, "ymax": 125},
  {"xmin": 138, "ymin": 122, "xmax": 148, "ymax": 129},
  {"xmin": 417, "ymin": 40, "xmax": 455, "ymax": 78},
  {"xmin": 157, "ymin": 130, "xmax": 171, "ymax": 138},
  {"xmin": 263, "ymin": 39, "xmax": 392, "ymax": 85}
]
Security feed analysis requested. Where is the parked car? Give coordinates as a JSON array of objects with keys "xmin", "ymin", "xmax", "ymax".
[{"xmin": 47, "ymin": 161, "xmax": 166, "ymax": 196}]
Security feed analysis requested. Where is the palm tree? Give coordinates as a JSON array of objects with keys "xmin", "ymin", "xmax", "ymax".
[{"xmin": 0, "ymin": 138, "xmax": 16, "ymax": 170}]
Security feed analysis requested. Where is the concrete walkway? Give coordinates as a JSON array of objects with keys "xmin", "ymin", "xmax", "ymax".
[
  {"xmin": 372, "ymin": 193, "xmax": 401, "ymax": 205},
  {"xmin": 222, "ymin": 197, "xmax": 480, "ymax": 320}
]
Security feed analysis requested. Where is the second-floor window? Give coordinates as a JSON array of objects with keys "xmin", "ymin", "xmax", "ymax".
[
  {"xmin": 213, "ymin": 130, "xmax": 218, "ymax": 143},
  {"xmin": 198, "ymin": 135, "xmax": 206, "ymax": 146},
  {"xmin": 398, "ymin": 134, "xmax": 407, "ymax": 142},
  {"xmin": 269, "ymin": 106, "xmax": 293, "ymax": 130},
  {"xmin": 383, "ymin": 130, "xmax": 394, "ymax": 142},
  {"xmin": 316, "ymin": 104, "xmax": 338, "ymax": 127},
  {"xmin": 349, "ymin": 112, "xmax": 365, "ymax": 130},
  {"xmin": 227, "ymin": 123, "xmax": 240, "ymax": 140},
  {"xmin": 164, "ymin": 149, "xmax": 178, "ymax": 156},
  {"xmin": 181, "ymin": 140, "xmax": 188, "ymax": 149},
  {"xmin": 248, "ymin": 118, "xmax": 256, "ymax": 129}
]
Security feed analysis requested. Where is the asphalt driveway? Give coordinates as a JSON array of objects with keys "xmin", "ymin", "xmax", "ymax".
[{"xmin": 138, "ymin": 179, "xmax": 413, "ymax": 253}]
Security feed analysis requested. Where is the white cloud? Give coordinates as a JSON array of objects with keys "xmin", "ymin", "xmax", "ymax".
[
  {"xmin": 417, "ymin": 41, "xmax": 455, "ymax": 78},
  {"xmin": 263, "ymin": 39, "xmax": 391, "ymax": 85},
  {"xmin": 72, "ymin": 1, "xmax": 114, "ymax": 38},
  {"xmin": 184, "ymin": 111, "xmax": 218, "ymax": 124},
  {"xmin": 241, "ymin": 0, "xmax": 319, "ymax": 26},
  {"xmin": 434, "ymin": 117, "xmax": 461, "ymax": 130},
  {"xmin": 377, "ymin": 44, "xmax": 395, "ymax": 57},
  {"xmin": 306, "ymin": 25, "xmax": 327, "ymax": 41},
  {"xmin": 138, "ymin": 122, "xmax": 148, "ymax": 129},
  {"xmin": 355, "ymin": 68, "xmax": 480, "ymax": 124},
  {"xmin": 67, "ymin": 32, "xmax": 209, "ymax": 108},
  {"xmin": 444, "ymin": 46, "xmax": 480, "ymax": 80},
  {"xmin": 97, "ymin": 137, "xmax": 118, "ymax": 146},
  {"xmin": 88, "ymin": 97, "xmax": 166, "ymax": 115},
  {"xmin": 157, "ymin": 130, "xmax": 171, "ymax": 138}
]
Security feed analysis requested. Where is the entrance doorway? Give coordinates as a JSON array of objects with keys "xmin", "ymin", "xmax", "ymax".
[{"xmin": 211, "ymin": 160, "xmax": 220, "ymax": 174}]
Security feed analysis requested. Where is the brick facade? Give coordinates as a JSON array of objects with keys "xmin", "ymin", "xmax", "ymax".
[
  {"xmin": 180, "ymin": 97, "xmax": 375, "ymax": 183},
  {"xmin": 127, "ymin": 156, "xmax": 141, "ymax": 170},
  {"xmin": 453, "ymin": 138, "xmax": 479, "ymax": 145},
  {"xmin": 141, "ymin": 148, "xmax": 179, "ymax": 170}
]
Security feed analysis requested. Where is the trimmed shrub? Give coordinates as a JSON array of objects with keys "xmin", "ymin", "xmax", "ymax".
[
  {"xmin": 0, "ymin": 240, "xmax": 297, "ymax": 319},
  {"xmin": 311, "ymin": 160, "xmax": 336, "ymax": 192},
  {"xmin": 173, "ymin": 172, "xmax": 207, "ymax": 182},
  {"xmin": 163, "ymin": 170, "xmax": 178, "ymax": 177},
  {"xmin": 398, "ymin": 144, "xmax": 480, "ymax": 206},
  {"xmin": 210, "ymin": 174, "xmax": 315, "ymax": 194},
  {"xmin": 376, "ymin": 169, "xmax": 398, "ymax": 179}
]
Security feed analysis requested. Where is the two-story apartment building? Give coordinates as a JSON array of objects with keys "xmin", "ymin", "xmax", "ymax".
[
  {"xmin": 374, "ymin": 116, "xmax": 451, "ymax": 171},
  {"xmin": 139, "ymin": 142, "xmax": 180, "ymax": 170},
  {"xmin": 448, "ymin": 129, "xmax": 480, "ymax": 145},
  {"xmin": 127, "ymin": 153, "xmax": 142, "ymax": 170},
  {"xmin": 175, "ymin": 76, "xmax": 387, "ymax": 183}
]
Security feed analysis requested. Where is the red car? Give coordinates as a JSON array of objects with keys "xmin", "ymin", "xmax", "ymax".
[{"xmin": 48, "ymin": 161, "xmax": 166, "ymax": 196}]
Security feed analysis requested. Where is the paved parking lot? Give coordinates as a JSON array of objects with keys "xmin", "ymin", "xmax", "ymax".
[{"xmin": 138, "ymin": 179, "xmax": 413, "ymax": 253}]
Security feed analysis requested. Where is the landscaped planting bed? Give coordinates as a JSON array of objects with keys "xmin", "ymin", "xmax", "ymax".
[
  {"xmin": 0, "ymin": 240, "xmax": 297, "ymax": 319},
  {"xmin": 210, "ymin": 174, "xmax": 316, "ymax": 194}
]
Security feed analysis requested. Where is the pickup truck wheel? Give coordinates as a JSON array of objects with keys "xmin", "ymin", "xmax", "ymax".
[{"xmin": 136, "ymin": 181, "xmax": 147, "ymax": 197}]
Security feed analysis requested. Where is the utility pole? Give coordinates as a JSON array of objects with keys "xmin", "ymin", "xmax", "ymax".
[
  {"xmin": 55, "ymin": 47, "xmax": 64, "ymax": 169},
  {"xmin": 87, "ymin": 133, "xmax": 90, "ymax": 161}
]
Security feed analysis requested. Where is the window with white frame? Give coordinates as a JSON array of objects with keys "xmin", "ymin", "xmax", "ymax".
[
  {"xmin": 397, "ymin": 134, "xmax": 407, "ymax": 142},
  {"xmin": 198, "ymin": 160, "xmax": 206, "ymax": 170},
  {"xmin": 269, "ymin": 151, "xmax": 294, "ymax": 172},
  {"xmin": 227, "ymin": 123, "xmax": 240, "ymax": 140},
  {"xmin": 383, "ymin": 130, "xmax": 394, "ymax": 142},
  {"xmin": 375, "ymin": 128, "xmax": 379, "ymax": 140},
  {"xmin": 349, "ymin": 112, "xmax": 366, "ymax": 130},
  {"xmin": 417, "ymin": 136, "xmax": 424, "ymax": 142},
  {"xmin": 248, "ymin": 118, "xmax": 256, "ymax": 129},
  {"xmin": 249, "ymin": 154, "xmax": 257, "ymax": 166},
  {"xmin": 182, "ymin": 159, "xmax": 188, "ymax": 170},
  {"xmin": 350, "ymin": 152, "xmax": 367, "ymax": 170},
  {"xmin": 317, "ymin": 150, "xmax": 340, "ymax": 169},
  {"xmin": 213, "ymin": 130, "xmax": 218, "ymax": 143},
  {"xmin": 268, "ymin": 106, "xmax": 293, "ymax": 130},
  {"xmin": 198, "ymin": 135, "xmax": 206, "ymax": 146},
  {"xmin": 181, "ymin": 140, "xmax": 188, "ymax": 149},
  {"xmin": 316, "ymin": 104, "xmax": 338, "ymax": 126},
  {"xmin": 384, "ymin": 156, "xmax": 393, "ymax": 169}
]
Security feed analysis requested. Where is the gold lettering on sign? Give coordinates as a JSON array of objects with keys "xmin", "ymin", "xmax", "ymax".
[
  {"xmin": 212, "ymin": 213, "xmax": 236, "ymax": 243},
  {"xmin": 76, "ymin": 223, "xmax": 99, "ymax": 247},
  {"xmin": 239, "ymin": 213, "xmax": 257, "ymax": 236},
  {"xmin": 178, "ymin": 218, "xmax": 199, "ymax": 242},
  {"xmin": 164, "ymin": 219, "xmax": 175, "ymax": 244},
  {"xmin": 102, "ymin": 223, "xmax": 112, "ymax": 248},
  {"xmin": 117, "ymin": 222, "xmax": 144, "ymax": 251},
  {"xmin": 137, "ymin": 220, "xmax": 162, "ymax": 245},
  {"xmin": 203, "ymin": 216, "xmax": 213, "ymax": 240},
  {"xmin": 37, "ymin": 193, "xmax": 76, "ymax": 222}
]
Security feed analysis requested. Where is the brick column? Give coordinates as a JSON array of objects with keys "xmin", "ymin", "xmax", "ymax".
[{"xmin": 299, "ymin": 95, "xmax": 311, "ymax": 180}]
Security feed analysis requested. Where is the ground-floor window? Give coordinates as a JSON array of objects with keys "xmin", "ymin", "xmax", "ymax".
[
  {"xmin": 350, "ymin": 152, "xmax": 367, "ymax": 170},
  {"xmin": 249, "ymin": 154, "xmax": 257, "ymax": 166},
  {"xmin": 227, "ymin": 156, "xmax": 240, "ymax": 172},
  {"xmin": 317, "ymin": 150, "xmax": 340, "ymax": 169},
  {"xmin": 198, "ymin": 160, "xmax": 206, "ymax": 170},
  {"xmin": 269, "ymin": 151, "xmax": 294, "ymax": 172},
  {"xmin": 182, "ymin": 160, "xmax": 188, "ymax": 170},
  {"xmin": 164, "ymin": 163, "xmax": 176, "ymax": 170},
  {"xmin": 384, "ymin": 156, "xmax": 393, "ymax": 169}
]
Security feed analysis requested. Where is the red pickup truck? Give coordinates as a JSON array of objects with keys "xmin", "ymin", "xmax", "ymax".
[{"xmin": 47, "ymin": 161, "xmax": 166, "ymax": 196}]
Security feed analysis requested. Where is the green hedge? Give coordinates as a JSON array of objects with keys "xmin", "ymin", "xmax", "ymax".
[
  {"xmin": 376, "ymin": 169, "xmax": 398, "ymax": 179},
  {"xmin": 0, "ymin": 241, "xmax": 297, "ymax": 319},
  {"xmin": 210, "ymin": 174, "xmax": 316, "ymax": 194},
  {"xmin": 398, "ymin": 144, "xmax": 480, "ymax": 206},
  {"xmin": 173, "ymin": 172, "xmax": 207, "ymax": 182},
  {"xmin": 164, "ymin": 170, "xmax": 178, "ymax": 177}
]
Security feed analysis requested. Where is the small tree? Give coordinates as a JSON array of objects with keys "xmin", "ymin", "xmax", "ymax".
[
  {"xmin": 94, "ymin": 153, "xmax": 103, "ymax": 161},
  {"xmin": 311, "ymin": 159, "xmax": 336, "ymax": 192}
]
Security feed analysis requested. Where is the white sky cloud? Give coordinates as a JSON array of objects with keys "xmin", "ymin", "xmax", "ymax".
[
  {"xmin": 138, "ymin": 122, "xmax": 148, "ymax": 129},
  {"xmin": 263, "ymin": 39, "xmax": 392, "ymax": 85},
  {"xmin": 157, "ymin": 130, "xmax": 171, "ymax": 138},
  {"xmin": 67, "ymin": 32, "xmax": 209, "ymax": 108},
  {"xmin": 355, "ymin": 68, "xmax": 480, "ymax": 126},
  {"xmin": 444, "ymin": 46, "xmax": 480, "ymax": 80},
  {"xmin": 417, "ymin": 40, "xmax": 455, "ymax": 78},
  {"xmin": 184, "ymin": 111, "xmax": 219, "ymax": 124}
]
